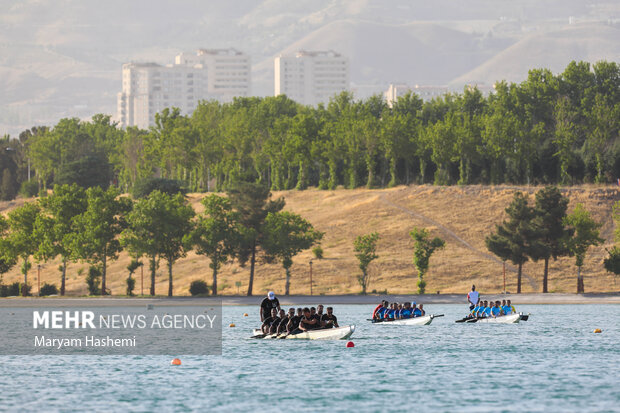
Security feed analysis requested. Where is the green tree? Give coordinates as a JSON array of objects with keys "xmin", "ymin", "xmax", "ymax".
[
  {"xmin": 227, "ymin": 182, "xmax": 285, "ymax": 296},
  {"xmin": 353, "ymin": 232, "xmax": 380, "ymax": 294},
  {"xmin": 122, "ymin": 191, "xmax": 194, "ymax": 297},
  {"xmin": 0, "ymin": 215, "xmax": 16, "ymax": 275},
  {"xmin": 34, "ymin": 184, "xmax": 87, "ymax": 295},
  {"xmin": 564, "ymin": 204, "xmax": 603, "ymax": 293},
  {"xmin": 531, "ymin": 186, "xmax": 571, "ymax": 293},
  {"xmin": 71, "ymin": 187, "xmax": 132, "ymax": 295},
  {"xmin": 410, "ymin": 227, "xmax": 445, "ymax": 294},
  {"xmin": 586, "ymin": 94, "xmax": 619, "ymax": 183},
  {"xmin": 6, "ymin": 202, "xmax": 41, "ymax": 294},
  {"xmin": 126, "ymin": 259, "xmax": 142, "ymax": 296},
  {"xmin": 604, "ymin": 201, "xmax": 620, "ymax": 280},
  {"xmin": 188, "ymin": 195, "xmax": 241, "ymax": 296},
  {"xmin": 553, "ymin": 96, "xmax": 578, "ymax": 185},
  {"xmin": 263, "ymin": 211, "xmax": 324, "ymax": 295},
  {"xmin": 485, "ymin": 192, "xmax": 537, "ymax": 293}
]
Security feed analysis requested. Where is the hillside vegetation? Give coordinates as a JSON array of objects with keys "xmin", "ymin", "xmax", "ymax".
[{"xmin": 1, "ymin": 185, "xmax": 618, "ymax": 296}]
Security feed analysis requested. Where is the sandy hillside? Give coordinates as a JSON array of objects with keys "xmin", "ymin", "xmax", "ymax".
[{"xmin": 1, "ymin": 185, "xmax": 619, "ymax": 296}]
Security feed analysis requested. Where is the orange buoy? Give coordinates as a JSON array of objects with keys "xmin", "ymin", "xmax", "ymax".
[
  {"xmin": 594, "ymin": 329, "xmax": 602, "ymax": 333},
  {"xmin": 243, "ymin": 313, "xmax": 249, "ymax": 317},
  {"xmin": 171, "ymin": 358, "xmax": 182, "ymax": 366},
  {"xmin": 229, "ymin": 323, "xmax": 236, "ymax": 327},
  {"xmin": 346, "ymin": 341, "xmax": 355, "ymax": 348}
]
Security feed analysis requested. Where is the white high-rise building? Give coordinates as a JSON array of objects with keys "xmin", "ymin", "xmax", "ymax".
[
  {"xmin": 117, "ymin": 62, "xmax": 207, "ymax": 129},
  {"xmin": 274, "ymin": 50, "xmax": 349, "ymax": 106},
  {"xmin": 174, "ymin": 48, "xmax": 251, "ymax": 101},
  {"xmin": 117, "ymin": 48, "xmax": 251, "ymax": 129},
  {"xmin": 384, "ymin": 84, "xmax": 449, "ymax": 107}
]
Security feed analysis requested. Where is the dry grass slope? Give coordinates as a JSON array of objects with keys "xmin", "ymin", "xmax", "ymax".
[{"xmin": 1, "ymin": 185, "xmax": 619, "ymax": 296}]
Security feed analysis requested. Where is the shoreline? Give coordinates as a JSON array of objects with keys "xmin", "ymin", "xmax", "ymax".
[{"xmin": 1, "ymin": 292, "xmax": 619, "ymax": 307}]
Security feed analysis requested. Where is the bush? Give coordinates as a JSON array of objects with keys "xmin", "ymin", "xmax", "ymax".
[
  {"xmin": 132, "ymin": 177, "xmax": 187, "ymax": 199},
  {"xmin": 189, "ymin": 280, "xmax": 209, "ymax": 296},
  {"xmin": 7, "ymin": 282, "xmax": 20, "ymax": 296},
  {"xmin": 20, "ymin": 283, "xmax": 32, "ymax": 296},
  {"xmin": 39, "ymin": 283, "xmax": 59, "ymax": 296},
  {"xmin": 0, "ymin": 284, "xmax": 8, "ymax": 297},
  {"xmin": 312, "ymin": 246, "xmax": 324, "ymax": 259},
  {"xmin": 86, "ymin": 266, "xmax": 101, "ymax": 295},
  {"xmin": 126, "ymin": 276, "xmax": 136, "ymax": 296},
  {"xmin": 19, "ymin": 180, "xmax": 39, "ymax": 198}
]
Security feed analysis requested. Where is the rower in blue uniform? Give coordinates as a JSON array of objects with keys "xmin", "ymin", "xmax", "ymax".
[
  {"xmin": 490, "ymin": 301, "xmax": 502, "ymax": 318},
  {"xmin": 398, "ymin": 302, "xmax": 413, "ymax": 319},
  {"xmin": 413, "ymin": 304, "xmax": 423, "ymax": 317},
  {"xmin": 501, "ymin": 299, "xmax": 512, "ymax": 315}
]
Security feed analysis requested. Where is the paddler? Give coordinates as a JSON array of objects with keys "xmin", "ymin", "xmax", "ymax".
[
  {"xmin": 269, "ymin": 309, "xmax": 286, "ymax": 334},
  {"xmin": 417, "ymin": 304, "xmax": 426, "ymax": 316},
  {"xmin": 476, "ymin": 300, "xmax": 489, "ymax": 318},
  {"xmin": 321, "ymin": 306, "xmax": 339, "ymax": 328},
  {"xmin": 501, "ymin": 300, "xmax": 512, "ymax": 315},
  {"xmin": 299, "ymin": 307, "xmax": 319, "ymax": 331},
  {"xmin": 276, "ymin": 308, "xmax": 295, "ymax": 335},
  {"xmin": 261, "ymin": 308, "xmax": 278, "ymax": 334},
  {"xmin": 398, "ymin": 302, "xmax": 413, "ymax": 319},
  {"xmin": 317, "ymin": 304, "xmax": 326, "ymax": 327},
  {"xmin": 372, "ymin": 300, "xmax": 388, "ymax": 320},
  {"xmin": 286, "ymin": 308, "xmax": 303, "ymax": 334},
  {"xmin": 470, "ymin": 301, "xmax": 482, "ymax": 317},
  {"xmin": 413, "ymin": 303, "xmax": 423, "ymax": 317},
  {"xmin": 384, "ymin": 303, "xmax": 397, "ymax": 320},
  {"xmin": 491, "ymin": 301, "xmax": 503, "ymax": 318},
  {"xmin": 467, "ymin": 285, "xmax": 479, "ymax": 311},
  {"xmin": 260, "ymin": 291, "xmax": 281, "ymax": 322},
  {"xmin": 507, "ymin": 299, "xmax": 516, "ymax": 314}
]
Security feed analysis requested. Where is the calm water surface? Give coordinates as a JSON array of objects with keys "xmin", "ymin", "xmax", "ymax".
[{"xmin": 1, "ymin": 304, "xmax": 619, "ymax": 412}]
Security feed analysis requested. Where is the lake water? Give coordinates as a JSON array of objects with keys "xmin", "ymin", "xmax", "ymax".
[{"xmin": 1, "ymin": 304, "xmax": 619, "ymax": 412}]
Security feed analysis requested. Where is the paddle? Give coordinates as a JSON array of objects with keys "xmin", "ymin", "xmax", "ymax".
[
  {"xmin": 250, "ymin": 333, "xmax": 267, "ymax": 339},
  {"xmin": 519, "ymin": 313, "xmax": 530, "ymax": 321},
  {"xmin": 432, "ymin": 314, "xmax": 445, "ymax": 318},
  {"xmin": 465, "ymin": 317, "xmax": 479, "ymax": 323}
]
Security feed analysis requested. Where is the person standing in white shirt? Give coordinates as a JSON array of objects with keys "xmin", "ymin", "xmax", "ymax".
[{"xmin": 467, "ymin": 285, "xmax": 479, "ymax": 311}]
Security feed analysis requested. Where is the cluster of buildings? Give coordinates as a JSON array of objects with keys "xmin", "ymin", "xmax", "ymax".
[{"xmin": 118, "ymin": 48, "xmax": 492, "ymax": 129}]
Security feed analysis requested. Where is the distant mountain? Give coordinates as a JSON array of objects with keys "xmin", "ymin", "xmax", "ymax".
[{"xmin": 451, "ymin": 23, "xmax": 620, "ymax": 86}]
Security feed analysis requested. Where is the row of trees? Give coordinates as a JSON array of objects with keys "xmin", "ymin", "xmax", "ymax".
[
  {"xmin": 1, "ymin": 61, "xmax": 619, "ymax": 202},
  {"xmin": 0, "ymin": 182, "xmax": 323, "ymax": 296},
  {"xmin": 1, "ymin": 183, "xmax": 611, "ymax": 296},
  {"xmin": 486, "ymin": 186, "xmax": 603, "ymax": 293}
]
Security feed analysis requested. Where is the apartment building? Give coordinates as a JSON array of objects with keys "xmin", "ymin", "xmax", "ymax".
[
  {"xmin": 174, "ymin": 48, "xmax": 251, "ymax": 101},
  {"xmin": 274, "ymin": 50, "xmax": 349, "ymax": 106},
  {"xmin": 118, "ymin": 48, "xmax": 250, "ymax": 128}
]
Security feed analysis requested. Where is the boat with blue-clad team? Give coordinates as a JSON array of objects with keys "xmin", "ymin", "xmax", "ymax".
[
  {"xmin": 369, "ymin": 300, "xmax": 444, "ymax": 325},
  {"xmin": 456, "ymin": 296, "xmax": 531, "ymax": 323}
]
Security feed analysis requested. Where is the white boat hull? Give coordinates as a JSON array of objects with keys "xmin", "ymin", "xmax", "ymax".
[
  {"xmin": 475, "ymin": 313, "xmax": 521, "ymax": 324},
  {"xmin": 252, "ymin": 325, "xmax": 355, "ymax": 340},
  {"xmin": 375, "ymin": 315, "xmax": 435, "ymax": 326}
]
